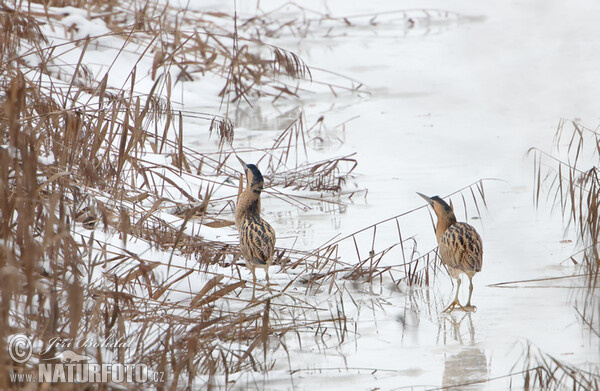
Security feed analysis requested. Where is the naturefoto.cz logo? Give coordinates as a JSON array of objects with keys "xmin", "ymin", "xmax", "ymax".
[{"xmin": 8, "ymin": 334, "xmax": 164, "ymax": 384}]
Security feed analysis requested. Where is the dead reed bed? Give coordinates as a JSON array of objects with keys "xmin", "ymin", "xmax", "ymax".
[
  {"xmin": 530, "ymin": 120, "xmax": 600, "ymax": 333},
  {"xmin": 528, "ymin": 119, "xmax": 600, "ymax": 388},
  {"xmin": 0, "ymin": 1, "xmax": 488, "ymax": 388},
  {"xmin": 513, "ymin": 342, "xmax": 600, "ymax": 390},
  {"xmin": 0, "ymin": 1, "xmax": 352, "ymax": 387}
]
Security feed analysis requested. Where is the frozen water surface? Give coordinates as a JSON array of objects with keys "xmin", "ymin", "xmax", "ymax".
[{"xmin": 181, "ymin": 0, "xmax": 600, "ymax": 389}]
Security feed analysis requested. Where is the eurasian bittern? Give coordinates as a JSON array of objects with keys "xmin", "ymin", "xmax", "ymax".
[
  {"xmin": 417, "ymin": 193, "xmax": 483, "ymax": 313},
  {"xmin": 235, "ymin": 156, "xmax": 276, "ymax": 300}
]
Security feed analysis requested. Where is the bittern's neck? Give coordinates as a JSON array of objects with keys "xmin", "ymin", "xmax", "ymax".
[
  {"xmin": 236, "ymin": 188, "xmax": 261, "ymax": 218},
  {"xmin": 435, "ymin": 213, "xmax": 457, "ymax": 243}
]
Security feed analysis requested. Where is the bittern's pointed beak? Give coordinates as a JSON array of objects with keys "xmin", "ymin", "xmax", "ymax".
[
  {"xmin": 417, "ymin": 192, "xmax": 434, "ymax": 206},
  {"xmin": 236, "ymin": 155, "xmax": 248, "ymax": 170}
]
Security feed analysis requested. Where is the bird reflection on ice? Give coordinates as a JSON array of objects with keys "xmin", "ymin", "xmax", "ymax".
[{"xmin": 438, "ymin": 313, "xmax": 489, "ymax": 389}]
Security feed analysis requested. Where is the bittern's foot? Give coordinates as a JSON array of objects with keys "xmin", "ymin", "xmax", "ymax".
[
  {"xmin": 463, "ymin": 304, "xmax": 477, "ymax": 312},
  {"xmin": 442, "ymin": 299, "xmax": 466, "ymax": 314}
]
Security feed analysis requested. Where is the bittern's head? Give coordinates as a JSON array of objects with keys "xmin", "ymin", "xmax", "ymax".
[
  {"xmin": 417, "ymin": 192, "xmax": 456, "ymax": 221},
  {"xmin": 237, "ymin": 156, "xmax": 264, "ymax": 193}
]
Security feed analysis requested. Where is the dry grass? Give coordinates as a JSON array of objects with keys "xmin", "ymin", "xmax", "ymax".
[
  {"xmin": 0, "ymin": 1, "xmax": 350, "ymax": 388},
  {"xmin": 513, "ymin": 342, "xmax": 600, "ymax": 390},
  {"xmin": 528, "ymin": 119, "xmax": 600, "ymax": 388},
  {"xmin": 530, "ymin": 119, "xmax": 600, "ymax": 335}
]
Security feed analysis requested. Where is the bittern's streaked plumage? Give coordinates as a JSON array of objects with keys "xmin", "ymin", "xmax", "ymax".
[
  {"xmin": 418, "ymin": 193, "xmax": 483, "ymax": 313},
  {"xmin": 235, "ymin": 156, "xmax": 276, "ymax": 300}
]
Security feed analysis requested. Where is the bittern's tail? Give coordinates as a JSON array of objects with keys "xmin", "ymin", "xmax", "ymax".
[{"xmin": 254, "ymin": 258, "xmax": 267, "ymax": 265}]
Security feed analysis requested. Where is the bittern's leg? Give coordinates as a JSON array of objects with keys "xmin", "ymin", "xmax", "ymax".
[
  {"xmin": 464, "ymin": 276, "xmax": 476, "ymax": 311},
  {"xmin": 251, "ymin": 265, "xmax": 257, "ymax": 301},
  {"xmin": 453, "ymin": 278, "xmax": 461, "ymax": 303},
  {"xmin": 442, "ymin": 278, "xmax": 466, "ymax": 313}
]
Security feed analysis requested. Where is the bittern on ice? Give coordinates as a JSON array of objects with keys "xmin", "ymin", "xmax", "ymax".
[
  {"xmin": 235, "ymin": 156, "xmax": 276, "ymax": 299},
  {"xmin": 418, "ymin": 193, "xmax": 483, "ymax": 313}
]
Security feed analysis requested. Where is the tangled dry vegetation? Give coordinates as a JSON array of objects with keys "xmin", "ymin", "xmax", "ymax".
[
  {"xmin": 513, "ymin": 342, "xmax": 600, "ymax": 390},
  {"xmin": 527, "ymin": 119, "xmax": 600, "ymax": 389},
  {"xmin": 0, "ymin": 1, "xmax": 487, "ymax": 388},
  {"xmin": 531, "ymin": 120, "xmax": 600, "ymax": 334}
]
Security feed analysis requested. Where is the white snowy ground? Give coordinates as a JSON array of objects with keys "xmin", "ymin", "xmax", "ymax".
[
  {"xmin": 23, "ymin": 0, "xmax": 600, "ymax": 389},
  {"xmin": 182, "ymin": 0, "xmax": 600, "ymax": 389}
]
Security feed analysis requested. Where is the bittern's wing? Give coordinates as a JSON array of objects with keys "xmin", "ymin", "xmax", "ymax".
[
  {"xmin": 439, "ymin": 223, "xmax": 482, "ymax": 272},
  {"xmin": 239, "ymin": 216, "xmax": 276, "ymax": 264}
]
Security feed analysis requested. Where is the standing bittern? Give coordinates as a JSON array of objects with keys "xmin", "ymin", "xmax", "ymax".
[
  {"xmin": 417, "ymin": 193, "xmax": 483, "ymax": 313},
  {"xmin": 235, "ymin": 156, "xmax": 276, "ymax": 300}
]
